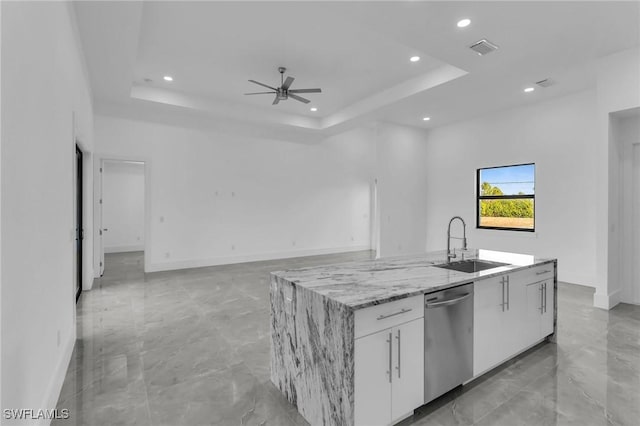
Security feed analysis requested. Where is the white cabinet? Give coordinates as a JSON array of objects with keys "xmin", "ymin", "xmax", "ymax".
[
  {"xmin": 525, "ymin": 279, "xmax": 555, "ymax": 341},
  {"xmin": 354, "ymin": 328, "xmax": 392, "ymax": 426},
  {"xmin": 541, "ymin": 280, "xmax": 555, "ymax": 336},
  {"xmin": 524, "ymin": 281, "xmax": 544, "ymax": 344},
  {"xmin": 474, "ymin": 264, "xmax": 556, "ymax": 377},
  {"xmin": 354, "ymin": 309, "xmax": 423, "ymax": 426},
  {"xmin": 473, "ymin": 274, "xmax": 521, "ymax": 376},
  {"xmin": 503, "ymin": 273, "xmax": 528, "ymax": 355},
  {"xmin": 391, "ymin": 318, "xmax": 423, "ymax": 421}
]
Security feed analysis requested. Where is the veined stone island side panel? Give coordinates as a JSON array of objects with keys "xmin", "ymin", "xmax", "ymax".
[{"xmin": 270, "ymin": 274, "xmax": 355, "ymax": 425}]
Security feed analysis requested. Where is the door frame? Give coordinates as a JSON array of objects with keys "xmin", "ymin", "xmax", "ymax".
[
  {"xmin": 614, "ymin": 108, "xmax": 640, "ymax": 305},
  {"xmin": 95, "ymin": 154, "xmax": 151, "ymax": 275},
  {"xmin": 75, "ymin": 145, "xmax": 83, "ymax": 302}
]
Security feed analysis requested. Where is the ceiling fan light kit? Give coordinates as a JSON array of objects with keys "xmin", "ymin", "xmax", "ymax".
[{"xmin": 245, "ymin": 67, "xmax": 322, "ymax": 106}]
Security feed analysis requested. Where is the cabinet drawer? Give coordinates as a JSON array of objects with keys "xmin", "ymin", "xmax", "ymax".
[
  {"xmin": 355, "ymin": 295, "xmax": 423, "ymax": 339},
  {"xmin": 513, "ymin": 264, "xmax": 554, "ymax": 285}
]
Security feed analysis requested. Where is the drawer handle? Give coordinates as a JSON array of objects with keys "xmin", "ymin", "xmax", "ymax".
[
  {"xmin": 536, "ymin": 270, "xmax": 551, "ymax": 275},
  {"xmin": 377, "ymin": 308, "xmax": 412, "ymax": 320}
]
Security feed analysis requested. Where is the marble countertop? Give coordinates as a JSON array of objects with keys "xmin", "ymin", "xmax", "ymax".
[{"xmin": 271, "ymin": 248, "xmax": 556, "ymax": 310}]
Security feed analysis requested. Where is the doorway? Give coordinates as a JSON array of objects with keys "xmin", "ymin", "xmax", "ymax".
[
  {"xmin": 75, "ymin": 145, "xmax": 83, "ymax": 302},
  {"xmin": 614, "ymin": 108, "xmax": 640, "ymax": 305},
  {"xmin": 99, "ymin": 159, "xmax": 146, "ymax": 274}
]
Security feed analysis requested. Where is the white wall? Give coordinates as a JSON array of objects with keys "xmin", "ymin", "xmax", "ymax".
[
  {"xmin": 0, "ymin": 1, "xmax": 3, "ymax": 410},
  {"xmin": 594, "ymin": 48, "xmax": 640, "ymax": 309},
  {"xmin": 424, "ymin": 90, "xmax": 598, "ymax": 287},
  {"xmin": 1, "ymin": 1, "xmax": 94, "ymax": 420},
  {"xmin": 95, "ymin": 115, "xmax": 376, "ymax": 272},
  {"xmin": 102, "ymin": 161, "xmax": 145, "ymax": 253},
  {"xmin": 375, "ymin": 123, "xmax": 429, "ymax": 257}
]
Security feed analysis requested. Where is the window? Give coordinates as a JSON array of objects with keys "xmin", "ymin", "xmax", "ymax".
[{"xmin": 477, "ymin": 163, "xmax": 535, "ymax": 231}]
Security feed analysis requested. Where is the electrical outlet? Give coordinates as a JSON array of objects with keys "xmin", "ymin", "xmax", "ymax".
[
  {"xmin": 231, "ymin": 244, "xmax": 235, "ymax": 250},
  {"xmin": 165, "ymin": 252, "xmax": 170, "ymax": 259},
  {"xmin": 160, "ymin": 216, "xmax": 165, "ymax": 223},
  {"xmin": 292, "ymin": 241, "xmax": 296, "ymax": 246}
]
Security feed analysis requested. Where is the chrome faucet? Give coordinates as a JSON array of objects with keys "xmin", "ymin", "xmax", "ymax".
[{"xmin": 447, "ymin": 216, "xmax": 467, "ymax": 262}]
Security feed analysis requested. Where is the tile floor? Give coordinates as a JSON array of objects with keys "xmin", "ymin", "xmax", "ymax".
[{"xmin": 54, "ymin": 252, "xmax": 640, "ymax": 426}]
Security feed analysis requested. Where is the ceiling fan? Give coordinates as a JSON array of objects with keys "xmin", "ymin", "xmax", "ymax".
[{"xmin": 245, "ymin": 67, "xmax": 321, "ymax": 105}]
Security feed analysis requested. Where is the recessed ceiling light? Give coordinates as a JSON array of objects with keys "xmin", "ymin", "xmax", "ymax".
[
  {"xmin": 423, "ymin": 117, "xmax": 431, "ymax": 121},
  {"xmin": 524, "ymin": 87, "xmax": 535, "ymax": 93},
  {"xmin": 457, "ymin": 19, "xmax": 471, "ymax": 28},
  {"xmin": 163, "ymin": 76, "xmax": 173, "ymax": 82},
  {"xmin": 310, "ymin": 107, "xmax": 318, "ymax": 112},
  {"xmin": 410, "ymin": 56, "xmax": 421, "ymax": 62}
]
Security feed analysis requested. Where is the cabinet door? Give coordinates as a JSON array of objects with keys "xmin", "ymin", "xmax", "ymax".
[
  {"xmin": 473, "ymin": 276, "xmax": 507, "ymax": 376},
  {"xmin": 540, "ymin": 280, "xmax": 555, "ymax": 337},
  {"xmin": 525, "ymin": 282, "xmax": 544, "ymax": 344},
  {"xmin": 391, "ymin": 318, "xmax": 424, "ymax": 423},
  {"xmin": 354, "ymin": 329, "xmax": 392, "ymax": 426},
  {"xmin": 502, "ymin": 273, "xmax": 528, "ymax": 355}
]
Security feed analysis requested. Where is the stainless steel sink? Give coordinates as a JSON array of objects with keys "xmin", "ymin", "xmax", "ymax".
[{"xmin": 434, "ymin": 259, "xmax": 509, "ymax": 273}]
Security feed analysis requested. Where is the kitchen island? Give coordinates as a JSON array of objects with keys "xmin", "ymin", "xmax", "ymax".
[{"xmin": 270, "ymin": 249, "xmax": 557, "ymax": 426}]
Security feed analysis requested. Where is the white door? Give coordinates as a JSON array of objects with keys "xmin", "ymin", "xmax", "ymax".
[
  {"xmin": 473, "ymin": 276, "xmax": 507, "ymax": 376},
  {"xmin": 354, "ymin": 329, "xmax": 392, "ymax": 426},
  {"xmin": 391, "ymin": 318, "xmax": 423, "ymax": 422}
]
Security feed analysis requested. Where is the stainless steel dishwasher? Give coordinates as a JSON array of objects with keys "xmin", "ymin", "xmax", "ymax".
[{"xmin": 424, "ymin": 282, "xmax": 474, "ymax": 404}]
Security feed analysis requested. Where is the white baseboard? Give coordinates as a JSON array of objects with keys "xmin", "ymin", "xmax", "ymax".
[
  {"xmin": 593, "ymin": 289, "xmax": 621, "ymax": 310},
  {"xmin": 83, "ymin": 267, "xmax": 94, "ymax": 291},
  {"xmin": 104, "ymin": 244, "xmax": 144, "ymax": 254},
  {"xmin": 40, "ymin": 324, "xmax": 75, "ymax": 425},
  {"xmin": 147, "ymin": 245, "xmax": 371, "ymax": 273}
]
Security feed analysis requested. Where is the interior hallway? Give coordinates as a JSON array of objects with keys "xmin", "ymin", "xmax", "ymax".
[{"xmin": 54, "ymin": 252, "xmax": 640, "ymax": 426}]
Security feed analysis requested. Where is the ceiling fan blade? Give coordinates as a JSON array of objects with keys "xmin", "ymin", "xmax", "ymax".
[
  {"xmin": 288, "ymin": 88, "xmax": 322, "ymax": 94},
  {"xmin": 288, "ymin": 93, "xmax": 310, "ymax": 104},
  {"xmin": 282, "ymin": 76, "xmax": 295, "ymax": 90},
  {"xmin": 272, "ymin": 95, "xmax": 281, "ymax": 105},
  {"xmin": 249, "ymin": 80, "xmax": 277, "ymax": 91},
  {"xmin": 244, "ymin": 91, "xmax": 276, "ymax": 95}
]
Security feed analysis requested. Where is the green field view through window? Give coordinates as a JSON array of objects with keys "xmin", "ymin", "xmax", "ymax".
[{"xmin": 477, "ymin": 163, "xmax": 535, "ymax": 231}]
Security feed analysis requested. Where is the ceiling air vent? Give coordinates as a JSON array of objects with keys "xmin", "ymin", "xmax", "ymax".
[
  {"xmin": 535, "ymin": 78, "xmax": 554, "ymax": 88},
  {"xmin": 469, "ymin": 39, "xmax": 499, "ymax": 56}
]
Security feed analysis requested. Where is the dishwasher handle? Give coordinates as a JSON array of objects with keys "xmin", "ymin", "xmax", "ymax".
[{"xmin": 426, "ymin": 292, "xmax": 471, "ymax": 309}]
